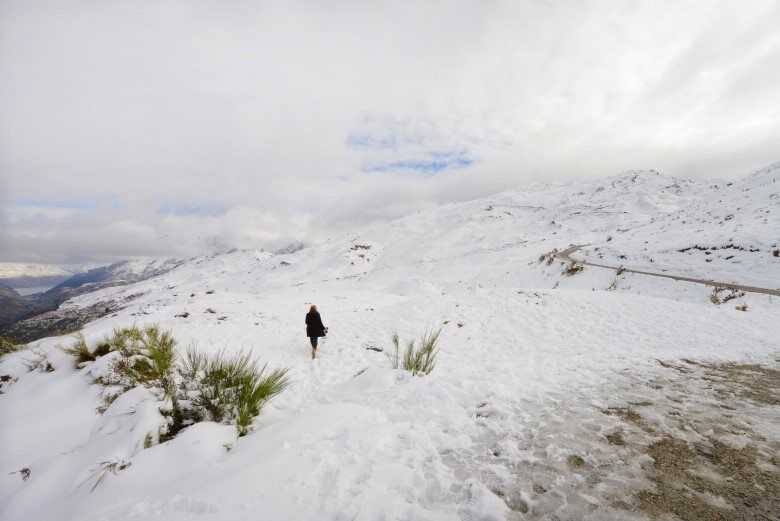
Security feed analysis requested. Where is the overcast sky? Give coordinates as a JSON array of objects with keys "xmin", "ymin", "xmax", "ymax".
[{"xmin": 1, "ymin": 0, "xmax": 779, "ymax": 267}]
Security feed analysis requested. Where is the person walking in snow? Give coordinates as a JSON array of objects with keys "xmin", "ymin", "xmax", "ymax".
[{"xmin": 305, "ymin": 305, "xmax": 327, "ymax": 359}]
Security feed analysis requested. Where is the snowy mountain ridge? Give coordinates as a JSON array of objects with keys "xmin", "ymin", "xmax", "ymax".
[{"xmin": 0, "ymin": 263, "xmax": 71, "ymax": 279}]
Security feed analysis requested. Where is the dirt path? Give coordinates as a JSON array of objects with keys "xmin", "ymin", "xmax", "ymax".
[{"xmin": 553, "ymin": 245, "xmax": 780, "ymax": 297}]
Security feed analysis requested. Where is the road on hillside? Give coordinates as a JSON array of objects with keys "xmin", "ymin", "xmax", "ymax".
[{"xmin": 553, "ymin": 245, "xmax": 780, "ymax": 297}]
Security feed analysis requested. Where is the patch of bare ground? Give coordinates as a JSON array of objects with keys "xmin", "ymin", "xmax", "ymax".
[
  {"xmin": 638, "ymin": 435, "xmax": 778, "ymax": 520},
  {"xmin": 443, "ymin": 359, "xmax": 778, "ymax": 520},
  {"xmin": 699, "ymin": 363, "xmax": 780, "ymax": 406},
  {"xmin": 631, "ymin": 360, "xmax": 780, "ymax": 520}
]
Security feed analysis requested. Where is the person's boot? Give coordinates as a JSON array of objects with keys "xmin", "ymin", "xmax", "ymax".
[{"xmin": 311, "ymin": 348, "xmax": 316, "ymax": 359}]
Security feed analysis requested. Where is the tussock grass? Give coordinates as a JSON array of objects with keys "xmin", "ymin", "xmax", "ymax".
[
  {"xmin": 387, "ymin": 328, "xmax": 441, "ymax": 376},
  {"xmin": 0, "ymin": 336, "xmax": 21, "ymax": 359},
  {"xmin": 182, "ymin": 350, "xmax": 290, "ymax": 436},
  {"xmin": 62, "ymin": 332, "xmax": 96, "ymax": 368},
  {"xmin": 235, "ymin": 364, "xmax": 290, "ymax": 436},
  {"xmin": 56, "ymin": 323, "xmax": 291, "ymax": 439}
]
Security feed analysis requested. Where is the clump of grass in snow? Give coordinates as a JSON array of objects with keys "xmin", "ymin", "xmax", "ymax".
[
  {"xmin": 235, "ymin": 363, "xmax": 290, "ymax": 436},
  {"xmin": 21, "ymin": 346, "xmax": 52, "ymax": 372},
  {"xmin": 181, "ymin": 349, "xmax": 290, "ymax": 436},
  {"xmin": 81, "ymin": 459, "xmax": 131, "ymax": 492},
  {"xmin": 63, "ymin": 327, "xmax": 145, "ymax": 369},
  {"xmin": 62, "ymin": 332, "xmax": 96, "ymax": 368},
  {"xmin": 387, "ymin": 328, "xmax": 441, "ymax": 376},
  {"xmin": 55, "ymin": 324, "xmax": 291, "ymax": 439},
  {"xmin": 387, "ymin": 331, "xmax": 402, "ymax": 370},
  {"xmin": 0, "ymin": 335, "xmax": 22, "ymax": 359}
]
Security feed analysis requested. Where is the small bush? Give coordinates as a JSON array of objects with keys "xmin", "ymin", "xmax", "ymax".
[
  {"xmin": 563, "ymin": 262, "xmax": 584, "ymax": 276},
  {"xmin": 62, "ymin": 333, "xmax": 96, "ymax": 368},
  {"xmin": 387, "ymin": 329, "xmax": 441, "ymax": 376},
  {"xmin": 538, "ymin": 249, "xmax": 558, "ymax": 265},
  {"xmin": 181, "ymin": 349, "xmax": 290, "ymax": 436},
  {"xmin": 773, "ymin": 249, "xmax": 779, "ymax": 257},
  {"xmin": 235, "ymin": 364, "xmax": 290, "ymax": 436},
  {"xmin": 61, "ymin": 324, "xmax": 290, "ymax": 439},
  {"xmin": 722, "ymin": 290, "xmax": 745, "ymax": 303},
  {"xmin": 21, "ymin": 346, "xmax": 52, "ymax": 372},
  {"xmin": 0, "ymin": 336, "xmax": 21, "ymax": 359},
  {"xmin": 93, "ymin": 340, "xmax": 112, "ymax": 357},
  {"xmin": 615, "ymin": 266, "xmax": 626, "ymax": 275},
  {"xmin": 735, "ymin": 303, "xmax": 748, "ymax": 312},
  {"xmin": 607, "ymin": 278, "xmax": 619, "ymax": 290}
]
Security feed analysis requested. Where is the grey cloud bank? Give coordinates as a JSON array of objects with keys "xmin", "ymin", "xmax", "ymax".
[{"xmin": 1, "ymin": 0, "xmax": 779, "ymax": 266}]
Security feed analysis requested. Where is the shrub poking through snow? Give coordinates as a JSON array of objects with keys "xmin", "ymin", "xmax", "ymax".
[
  {"xmin": 538, "ymin": 249, "xmax": 558, "ymax": 265},
  {"xmin": 0, "ymin": 335, "xmax": 21, "ymax": 358},
  {"xmin": 61, "ymin": 324, "xmax": 290, "ymax": 439},
  {"xmin": 563, "ymin": 261, "xmax": 584, "ymax": 276},
  {"xmin": 21, "ymin": 346, "xmax": 52, "ymax": 372},
  {"xmin": 62, "ymin": 332, "xmax": 96, "ymax": 368},
  {"xmin": 387, "ymin": 328, "xmax": 441, "ymax": 376},
  {"xmin": 709, "ymin": 288, "xmax": 721, "ymax": 305},
  {"xmin": 82, "ymin": 459, "xmax": 131, "ymax": 492},
  {"xmin": 179, "ymin": 349, "xmax": 290, "ymax": 436}
]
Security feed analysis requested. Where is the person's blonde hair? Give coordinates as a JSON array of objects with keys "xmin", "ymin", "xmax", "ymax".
[{"xmin": 309, "ymin": 305, "xmax": 317, "ymax": 313}]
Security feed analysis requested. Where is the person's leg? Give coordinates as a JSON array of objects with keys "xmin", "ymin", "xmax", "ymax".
[{"xmin": 310, "ymin": 336, "xmax": 318, "ymax": 359}]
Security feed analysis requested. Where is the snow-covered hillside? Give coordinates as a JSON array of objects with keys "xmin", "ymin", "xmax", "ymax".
[
  {"xmin": 576, "ymin": 164, "xmax": 780, "ymax": 287},
  {"xmin": 0, "ymin": 165, "xmax": 778, "ymax": 520},
  {"xmin": 0, "ymin": 263, "xmax": 71, "ymax": 290},
  {"xmin": 0, "ymin": 263, "xmax": 70, "ymax": 279},
  {"xmin": 51, "ymin": 257, "xmax": 185, "ymax": 293}
]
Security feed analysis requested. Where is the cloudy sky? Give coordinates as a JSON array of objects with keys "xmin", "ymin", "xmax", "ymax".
[{"xmin": 1, "ymin": 0, "xmax": 779, "ymax": 267}]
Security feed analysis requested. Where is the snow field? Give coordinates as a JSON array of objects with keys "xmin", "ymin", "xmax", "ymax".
[{"xmin": 1, "ymin": 164, "xmax": 778, "ymax": 520}]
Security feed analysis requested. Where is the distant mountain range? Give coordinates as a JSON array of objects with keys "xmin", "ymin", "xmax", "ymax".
[
  {"xmin": 0, "ymin": 263, "xmax": 71, "ymax": 290},
  {"xmin": 0, "ymin": 258, "xmax": 186, "ymax": 337}
]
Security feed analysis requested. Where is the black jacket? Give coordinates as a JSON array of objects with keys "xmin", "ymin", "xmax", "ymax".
[{"xmin": 305, "ymin": 311, "xmax": 326, "ymax": 337}]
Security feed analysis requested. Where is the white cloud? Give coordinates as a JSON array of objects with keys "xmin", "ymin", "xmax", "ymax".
[{"xmin": 1, "ymin": 0, "xmax": 778, "ymax": 265}]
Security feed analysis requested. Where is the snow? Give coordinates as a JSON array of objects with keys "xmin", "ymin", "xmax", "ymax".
[
  {"xmin": 1, "ymin": 165, "xmax": 779, "ymax": 520},
  {"xmin": 103, "ymin": 257, "xmax": 186, "ymax": 281},
  {"xmin": 0, "ymin": 263, "xmax": 70, "ymax": 279}
]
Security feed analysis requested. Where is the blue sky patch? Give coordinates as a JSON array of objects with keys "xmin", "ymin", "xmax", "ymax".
[{"xmin": 363, "ymin": 150, "xmax": 474, "ymax": 175}]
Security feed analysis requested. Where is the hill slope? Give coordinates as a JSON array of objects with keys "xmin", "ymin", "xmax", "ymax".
[{"xmin": 0, "ymin": 165, "xmax": 778, "ymax": 520}]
